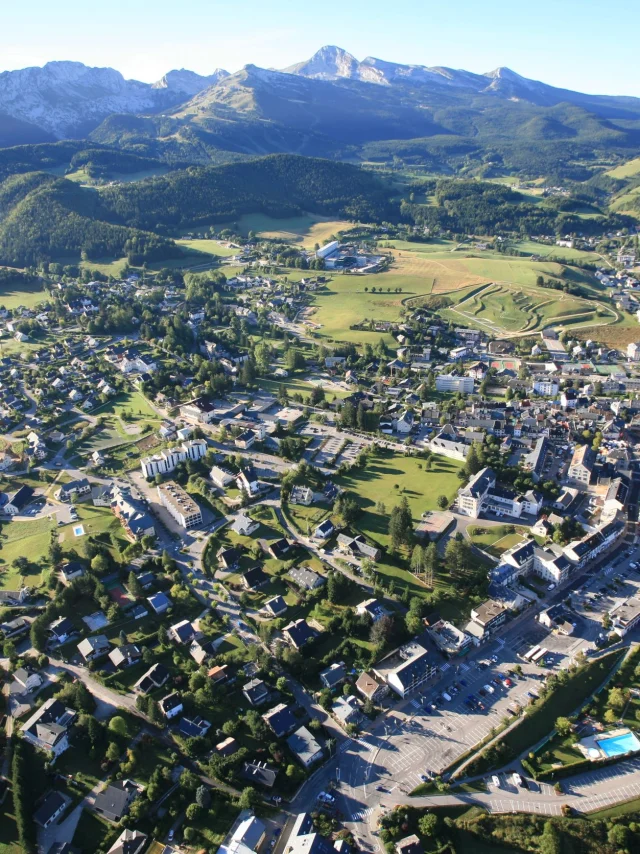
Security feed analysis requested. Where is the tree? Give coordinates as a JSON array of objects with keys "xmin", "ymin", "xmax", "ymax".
[
  {"xmin": 538, "ymin": 821, "xmax": 562, "ymax": 854},
  {"xmin": 238, "ymin": 787, "xmax": 260, "ymax": 810},
  {"xmin": 418, "ymin": 814, "xmax": 438, "ymax": 837},
  {"xmin": 370, "ymin": 615, "xmax": 394, "ymax": 647},
  {"xmin": 106, "ymin": 741, "xmax": 120, "ymax": 763},
  {"xmin": 276, "ymin": 676, "xmax": 288, "ymax": 692},
  {"xmin": 91, "ymin": 553, "xmax": 109, "ymax": 574},
  {"xmin": 388, "ymin": 497, "xmax": 413, "ymax": 551},
  {"xmin": 604, "ymin": 708, "xmax": 618, "ymax": 724},
  {"xmin": 436, "ymin": 495, "xmax": 448, "ymax": 510},
  {"xmin": 195, "ymin": 785, "xmax": 211, "ymax": 809},
  {"xmin": 555, "ymin": 716, "xmax": 572, "ymax": 737},
  {"xmin": 108, "ymin": 716, "xmax": 129, "ymax": 738},
  {"xmin": 128, "ymin": 571, "xmax": 143, "ymax": 598},
  {"xmin": 607, "ymin": 686, "xmax": 627, "ymax": 713}
]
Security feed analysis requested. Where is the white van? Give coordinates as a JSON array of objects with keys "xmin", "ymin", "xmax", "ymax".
[
  {"xmin": 483, "ymin": 684, "xmax": 495, "ymax": 694},
  {"xmin": 492, "ymin": 775, "xmax": 500, "ymax": 788},
  {"xmin": 442, "ymin": 692, "xmax": 452, "ymax": 702}
]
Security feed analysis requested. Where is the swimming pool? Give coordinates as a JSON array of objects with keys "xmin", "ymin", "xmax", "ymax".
[
  {"xmin": 73, "ymin": 525, "xmax": 85, "ymax": 537},
  {"xmin": 598, "ymin": 731, "xmax": 640, "ymax": 757}
]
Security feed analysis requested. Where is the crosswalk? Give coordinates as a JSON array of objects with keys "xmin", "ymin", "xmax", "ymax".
[
  {"xmin": 440, "ymin": 663, "xmax": 450, "ymax": 672},
  {"xmin": 459, "ymin": 662, "xmax": 471, "ymax": 673},
  {"xmin": 358, "ymin": 739, "xmax": 377, "ymax": 751},
  {"xmin": 340, "ymin": 738, "xmax": 376, "ymax": 753},
  {"xmin": 410, "ymin": 699, "xmax": 422, "ymax": 710},
  {"xmin": 349, "ymin": 807, "xmax": 373, "ymax": 822}
]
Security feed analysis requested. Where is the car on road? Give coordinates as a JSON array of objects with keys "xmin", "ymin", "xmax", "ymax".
[
  {"xmin": 483, "ymin": 684, "xmax": 495, "ymax": 694},
  {"xmin": 420, "ymin": 774, "xmax": 429, "ymax": 782},
  {"xmin": 168, "ymin": 830, "xmax": 175, "ymax": 842},
  {"xmin": 442, "ymin": 692, "xmax": 452, "ymax": 702},
  {"xmin": 490, "ymin": 655, "xmax": 499, "ymax": 663}
]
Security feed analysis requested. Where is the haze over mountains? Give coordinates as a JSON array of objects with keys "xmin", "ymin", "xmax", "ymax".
[{"xmin": 0, "ymin": 46, "xmax": 638, "ymax": 175}]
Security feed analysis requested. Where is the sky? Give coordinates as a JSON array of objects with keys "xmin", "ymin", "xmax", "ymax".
[{"xmin": 2, "ymin": 0, "xmax": 639, "ymax": 96}]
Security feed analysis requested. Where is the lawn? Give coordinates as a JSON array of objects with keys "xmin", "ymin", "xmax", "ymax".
[
  {"xmin": 58, "ymin": 503, "xmax": 130, "ymax": 557},
  {"xmin": 79, "ymin": 257, "xmax": 129, "ymax": 278},
  {"xmin": 469, "ymin": 526, "xmax": 529, "ymax": 558},
  {"xmin": 259, "ymin": 376, "xmax": 352, "ymax": 401},
  {"xmin": 0, "ymin": 516, "xmax": 56, "ymax": 589},
  {"xmin": 336, "ymin": 450, "xmax": 463, "ymax": 551},
  {"xmin": 72, "ymin": 809, "xmax": 119, "ymax": 852},
  {"xmin": 177, "ymin": 238, "xmax": 241, "ymax": 257},
  {"xmin": 0, "ymin": 276, "xmax": 48, "ymax": 310},
  {"xmin": 91, "ymin": 390, "xmax": 159, "ymax": 421}
]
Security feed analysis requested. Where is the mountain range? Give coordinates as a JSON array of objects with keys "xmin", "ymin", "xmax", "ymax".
[{"xmin": 0, "ymin": 46, "xmax": 639, "ymax": 176}]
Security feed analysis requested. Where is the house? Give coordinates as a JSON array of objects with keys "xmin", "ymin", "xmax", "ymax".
[
  {"xmin": 242, "ymin": 566, "xmax": 269, "ymax": 591},
  {"xmin": 179, "ymin": 715, "xmax": 211, "ymax": 738},
  {"xmin": 0, "ymin": 616, "xmax": 29, "ymax": 640},
  {"xmin": 231, "ymin": 513, "xmax": 260, "ymax": 536},
  {"xmin": 210, "ymin": 466, "xmax": 235, "ymax": 489},
  {"xmin": 168, "ymin": 619, "xmax": 197, "ymax": 644},
  {"xmin": 236, "ymin": 463, "xmax": 261, "ymax": 497},
  {"xmin": 262, "ymin": 703, "xmax": 299, "ymax": 737},
  {"xmin": 332, "ymin": 694, "xmax": 363, "ymax": 726},
  {"xmin": 336, "ymin": 533, "xmax": 381, "ymax": 562},
  {"xmin": 268, "ymin": 538, "xmax": 291, "ymax": 560},
  {"xmin": 106, "ymin": 829, "xmax": 148, "ymax": 854},
  {"xmin": 356, "ymin": 671, "xmax": 389, "ymax": 704},
  {"xmin": 207, "ymin": 664, "xmax": 229, "ymax": 684},
  {"xmin": 287, "ymin": 726, "xmax": 323, "ymax": 768},
  {"xmin": 94, "ymin": 780, "xmax": 141, "ymax": 823},
  {"xmin": 60, "ymin": 561, "xmax": 85, "ymax": 583},
  {"xmin": 219, "ymin": 815, "xmax": 266, "ymax": 854},
  {"xmin": 218, "ymin": 546, "xmax": 243, "ymax": 570},
  {"xmin": 133, "ymin": 663, "xmax": 170, "ymax": 694},
  {"xmin": 314, "ymin": 519, "xmax": 335, "ymax": 541},
  {"xmin": 373, "ymin": 641, "xmax": 436, "ymax": 698},
  {"xmin": 235, "ymin": 430, "xmax": 256, "ymax": 450},
  {"xmin": 289, "ymin": 566, "xmax": 325, "ymax": 590},
  {"xmin": 34, "ymin": 791, "xmax": 68, "ymax": 828},
  {"xmin": 12, "ymin": 667, "xmax": 43, "ymax": 694},
  {"xmin": 147, "ymin": 592, "xmax": 171, "ymax": 614},
  {"xmin": 2, "ymin": 484, "xmax": 34, "ymax": 515},
  {"xmin": 320, "ymin": 662, "xmax": 347, "ymax": 689},
  {"xmin": 283, "ymin": 619, "xmax": 318, "ymax": 649},
  {"xmin": 290, "ymin": 485, "xmax": 313, "ymax": 506},
  {"xmin": 356, "ymin": 599, "xmax": 391, "ymax": 623},
  {"xmin": 21, "ymin": 698, "xmax": 76, "ymax": 757},
  {"xmin": 159, "ymin": 692, "xmax": 183, "ymax": 719},
  {"xmin": 396, "ymin": 836, "xmax": 424, "ymax": 854},
  {"xmin": 58, "ymin": 478, "xmax": 91, "ymax": 502},
  {"xmin": 568, "ymin": 444, "xmax": 596, "ymax": 486},
  {"xmin": 77, "ymin": 634, "xmax": 110, "ymax": 662},
  {"xmin": 48, "ymin": 616, "xmax": 76, "ymax": 644},
  {"xmin": 108, "ymin": 644, "xmax": 142, "ymax": 670},
  {"xmin": 265, "ymin": 595, "xmax": 288, "ymax": 617},
  {"xmin": 191, "ymin": 638, "xmax": 216, "ymax": 665},
  {"xmin": 242, "ymin": 761, "xmax": 278, "ymax": 789},
  {"xmin": 243, "ymin": 678, "xmax": 270, "ymax": 706},
  {"xmin": 216, "ymin": 737, "xmax": 239, "ymax": 757}
]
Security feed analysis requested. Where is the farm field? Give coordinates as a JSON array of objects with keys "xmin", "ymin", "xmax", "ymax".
[
  {"xmin": 79, "ymin": 256, "xmax": 129, "ymax": 277},
  {"xmin": 176, "ymin": 238, "xmax": 239, "ymax": 257},
  {"xmin": 0, "ymin": 276, "xmax": 48, "ymax": 309},
  {"xmin": 605, "ymin": 157, "xmax": 640, "ymax": 179},
  {"xmin": 228, "ymin": 212, "xmax": 352, "ymax": 247},
  {"xmin": 509, "ymin": 239, "xmax": 605, "ymax": 264}
]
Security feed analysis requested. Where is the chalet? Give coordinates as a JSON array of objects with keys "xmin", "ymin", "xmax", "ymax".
[
  {"xmin": 262, "ymin": 703, "xmax": 299, "ymax": 737},
  {"xmin": 159, "ymin": 692, "xmax": 184, "ymax": 719},
  {"xmin": 242, "ymin": 566, "xmax": 269, "ymax": 591},
  {"xmin": 282, "ymin": 618, "xmax": 318, "ymax": 649},
  {"xmin": 21, "ymin": 698, "xmax": 76, "ymax": 757},
  {"xmin": 77, "ymin": 635, "xmax": 110, "ymax": 662},
  {"xmin": 94, "ymin": 780, "xmax": 142, "ymax": 823},
  {"xmin": 108, "ymin": 644, "xmax": 142, "ymax": 669}
]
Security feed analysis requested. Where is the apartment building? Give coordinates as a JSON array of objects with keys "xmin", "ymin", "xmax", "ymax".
[
  {"xmin": 157, "ymin": 481, "xmax": 203, "ymax": 529},
  {"xmin": 141, "ymin": 439, "xmax": 207, "ymax": 479}
]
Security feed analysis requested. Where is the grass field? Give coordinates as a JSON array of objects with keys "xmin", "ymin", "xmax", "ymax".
[
  {"xmin": 469, "ymin": 526, "xmax": 528, "ymax": 558},
  {"xmin": 79, "ymin": 257, "xmax": 129, "ymax": 277},
  {"xmin": 0, "ymin": 276, "xmax": 48, "ymax": 310},
  {"xmin": 176, "ymin": 238, "xmax": 239, "ymax": 257},
  {"xmin": 605, "ymin": 157, "xmax": 640, "ymax": 179},
  {"xmin": 441, "ymin": 281, "xmax": 611, "ymax": 336},
  {"xmin": 259, "ymin": 375, "xmax": 353, "ymax": 401},
  {"xmin": 336, "ymin": 450, "xmax": 462, "ymax": 551},
  {"xmin": 0, "ymin": 516, "xmax": 56, "ymax": 589},
  {"xmin": 227, "ymin": 212, "xmax": 353, "ymax": 248}
]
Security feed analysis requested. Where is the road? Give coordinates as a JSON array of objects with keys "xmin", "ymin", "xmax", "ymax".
[{"xmin": 45, "ymin": 658, "xmax": 141, "ymax": 719}]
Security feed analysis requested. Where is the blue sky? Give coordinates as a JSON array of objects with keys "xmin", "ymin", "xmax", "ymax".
[{"xmin": 2, "ymin": 0, "xmax": 639, "ymax": 96}]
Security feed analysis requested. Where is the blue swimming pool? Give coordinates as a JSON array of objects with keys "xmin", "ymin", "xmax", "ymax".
[{"xmin": 598, "ymin": 731, "xmax": 640, "ymax": 757}]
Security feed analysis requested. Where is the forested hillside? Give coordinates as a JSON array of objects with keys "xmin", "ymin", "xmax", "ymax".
[
  {"xmin": 0, "ymin": 172, "xmax": 181, "ymax": 266},
  {"xmin": 98, "ymin": 154, "xmax": 395, "ymax": 230}
]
